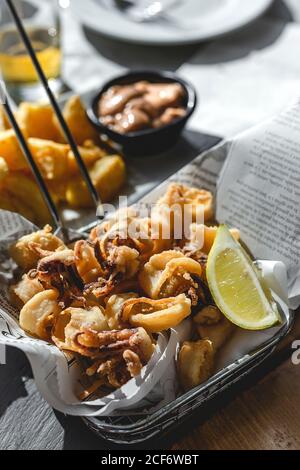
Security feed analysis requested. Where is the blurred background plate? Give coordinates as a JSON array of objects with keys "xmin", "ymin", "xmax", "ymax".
[{"xmin": 71, "ymin": 0, "xmax": 273, "ymax": 46}]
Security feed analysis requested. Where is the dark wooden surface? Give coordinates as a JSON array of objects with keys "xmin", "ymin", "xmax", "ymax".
[{"xmin": 1, "ymin": 0, "xmax": 300, "ymax": 451}]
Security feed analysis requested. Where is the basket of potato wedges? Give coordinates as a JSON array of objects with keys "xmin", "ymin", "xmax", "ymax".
[{"xmin": 0, "ymin": 96, "xmax": 126, "ymax": 226}]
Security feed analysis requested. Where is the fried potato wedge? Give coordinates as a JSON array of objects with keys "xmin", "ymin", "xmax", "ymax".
[
  {"xmin": 0, "ymin": 106, "xmax": 11, "ymax": 131},
  {"xmin": 68, "ymin": 140, "xmax": 106, "ymax": 175},
  {"xmin": 3, "ymin": 173, "xmax": 51, "ymax": 226},
  {"xmin": 0, "ymin": 129, "xmax": 27, "ymax": 171},
  {"xmin": 0, "ymin": 190, "xmax": 36, "ymax": 223},
  {"xmin": 16, "ymin": 102, "xmax": 62, "ymax": 141},
  {"xmin": 0, "ymin": 157, "xmax": 9, "ymax": 182},
  {"xmin": 28, "ymin": 138, "xmax": 69, "ymax": 180},
  {"xmin": 55, "ymin": 95, "xmax": 99, "ymax": 145},
  {"xmin": 66, "ymin": 155, "xmax": 126, "ymax": 208},
  {"xmin": 178, "ymin": 339, "xmax": 215, "ymax": 391}
]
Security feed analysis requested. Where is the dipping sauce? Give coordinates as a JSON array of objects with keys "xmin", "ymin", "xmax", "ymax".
[{"xmin": 98, "ymin": 80, "xmax": 187, "ymax": 134}]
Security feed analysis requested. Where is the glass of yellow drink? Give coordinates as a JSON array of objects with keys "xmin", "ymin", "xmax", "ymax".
[{"xmin": 0, "ymin": 0, "xmax": 63, "ymax": 102}]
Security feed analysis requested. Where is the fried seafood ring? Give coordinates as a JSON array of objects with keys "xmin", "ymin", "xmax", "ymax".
[
  {"xmin": 154, "ymin": 183, "xmax": 214, "ymax": 231},
  {"xmin": 121, "ymin": 294, "xmax": 191, "ymax": 333},
  {"xmin": 177, "ymin": 339, "xmax": 215, "ymax": 392},
  {"xmin": 19, "ymin": 289, "xmax": 61, "ymax": 340},
  {"xmin": 105, "ymin": 292, "xmax": 139, "ymax": 330},
  {"xmin": 10, "ymin": 274, "xmax": 44, "ymax": 308},
  {"xmin": 10, "ymin": 225, "xmax": 66, "ymax": 270},
  {"xmin": 52, "ymin": 306, "xmax": 109, "ymax": 355},
  {"xmin": 139, "ymin": 250, "xmax": 202, "ymax": 300}
]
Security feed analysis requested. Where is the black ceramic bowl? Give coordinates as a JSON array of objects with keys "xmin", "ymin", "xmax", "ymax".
[{"xmin": 87, "ymin": 71, "xmax": 197, "ymax": 156}]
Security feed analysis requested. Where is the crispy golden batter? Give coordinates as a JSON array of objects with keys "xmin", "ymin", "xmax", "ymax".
[
  {"xmin": 52, "ymin": 306, "xmax": 108, "ymax": 355},
  {"xmin": 105, "ymin": 292, "xmax": 139, "ymax": 330},
  {"xmin": 19, "ymin": 289, "xmax": 61, "ymax": 340},
  {"xmin": 10, "ymin": 225, "xmax": 65, "ymax": 270},
  {"xmin": 10, "ymin": 274, "xmax": 44, "ymax": 308},
  {"xmin": 178, "ymin": 339, "xmax": 215, "ymax": 391},
  {"xmin": 155, "ymin": 183, "xmax": 214, "ymax": 230},
  {"xmin": 194, "ymin": 306, "xmax": 234, "ymax": 350}
]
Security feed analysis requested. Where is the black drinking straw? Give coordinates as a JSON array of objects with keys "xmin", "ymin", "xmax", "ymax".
[
  {"xmin": 1, "ymin": 85, "xmax": 62, "ymax": 229},
  {"xmin": 5, "ymin": 0, "xmax": 103, "ymax": 218}
]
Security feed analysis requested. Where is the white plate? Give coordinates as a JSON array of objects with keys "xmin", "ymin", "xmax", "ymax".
[{"xmin": 71, "ymin": 0, "xmax": 273, "ymax": 46}]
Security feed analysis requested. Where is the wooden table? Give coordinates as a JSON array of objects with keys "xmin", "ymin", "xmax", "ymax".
[{"xmin": 1, "ymin": 0, "xmax": 300, "ymax": 450}]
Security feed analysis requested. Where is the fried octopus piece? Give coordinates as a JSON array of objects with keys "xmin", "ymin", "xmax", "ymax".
[
  {"xmin": 19, "ymin": 289, "xmax": 61, "ymax": 340},
  {"xmin": 84, "ymin": 327, "xmax": 154, "ymax": 389},
  {"xmin": 52, "ymin": 306, "xmax": 108, "ymax": 355},
  {"xmin": 30, "ymin": 249, "xmax": 84, "ymax": 307},
  {"xmin": 10, "ymin": 274, "xmax": 44, "ymax": 308},
  {"xmin": 83, "ymin": 241, "xmax": 140, "ymax": 299},
  {"xmin": 194, "ymin": 306, "xmax": 234, "ymax": 350},
  {"xmin": 92, "ymin": 208, "xmax": 159, "ymax": 267},
  {"xmin": 77, "ymin": 327, "xmax": 155, "ymax": 361},
  {"xmin": 10, "ymin": 225, "xmax": 65, "ymax": 270},
  {"xmin": 178, "ymin": 339, "xmax": 215, "ymax": 392},
  {"xmin": 122, "ymin": 294, "xmax": 191, "ymax": 333},
  {"xmin": 139, "ymin": 250, "xmax": 202, "ymax": 304},
  {"xmin": 74, "ymin": 240, "xmax": 104, "ymax": 284}
]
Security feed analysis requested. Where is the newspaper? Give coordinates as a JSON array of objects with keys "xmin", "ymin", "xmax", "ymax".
[{"xmin": 0, "ymin": 99, "xmax": 299, "ymax": 417}]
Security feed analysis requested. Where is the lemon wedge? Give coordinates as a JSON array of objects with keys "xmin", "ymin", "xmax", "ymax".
[{"xmin": 206, "ymin": 225, "xmax": 280, "ymax": 330}]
